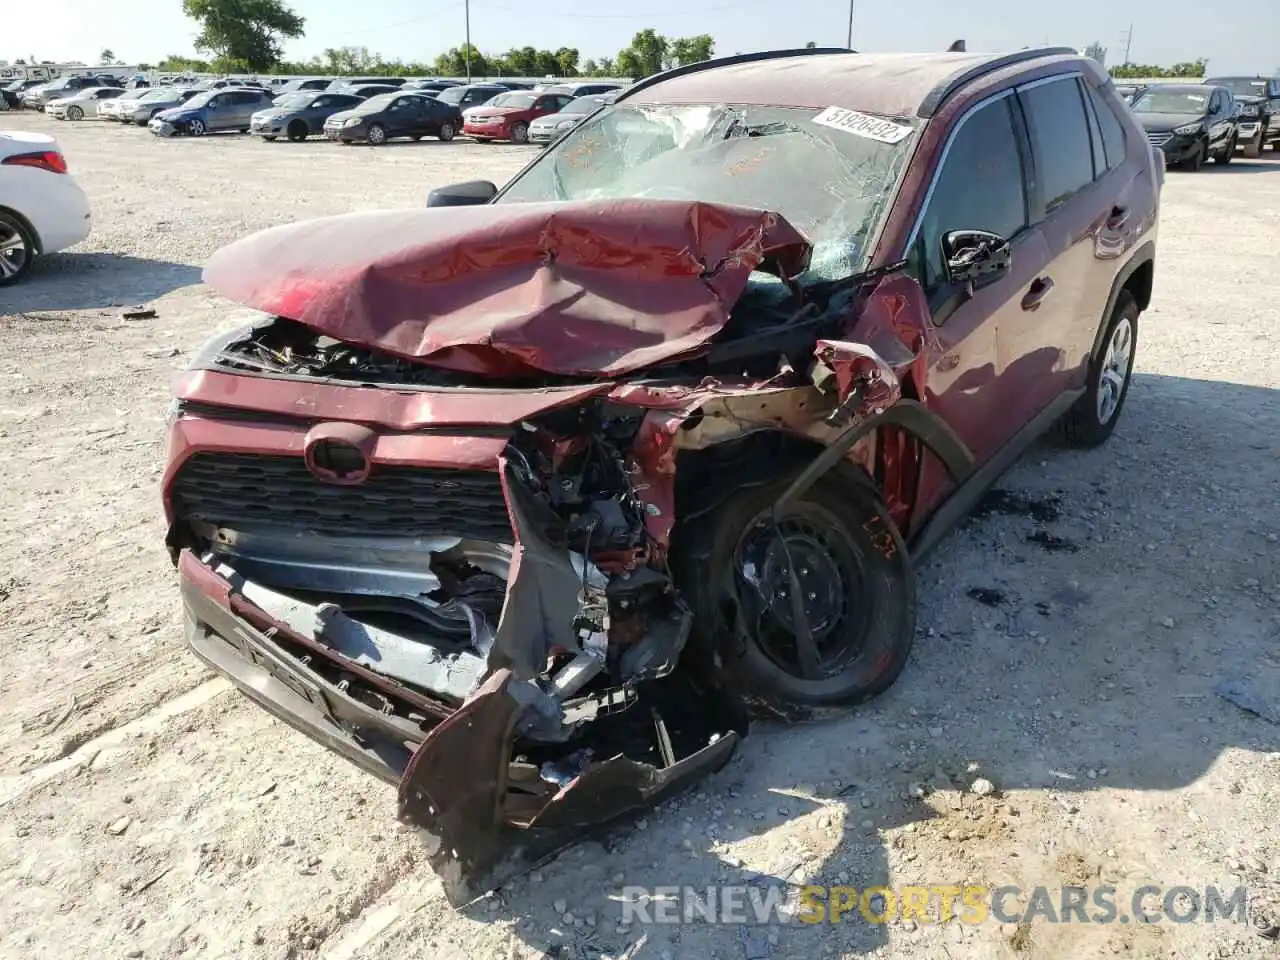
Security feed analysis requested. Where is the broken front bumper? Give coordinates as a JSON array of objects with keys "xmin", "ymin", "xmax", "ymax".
[{"xmin": 178, "ymin": 549, "xmax": 743, "ymax": 904}]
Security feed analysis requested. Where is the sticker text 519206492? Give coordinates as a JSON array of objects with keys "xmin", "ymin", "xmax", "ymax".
[{"xmin": 811, "ymin": 106, "xmax": 913, "ymax": 144}]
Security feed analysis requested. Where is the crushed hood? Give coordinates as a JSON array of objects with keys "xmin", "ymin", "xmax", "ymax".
[{"xmin": 202, "ymin": 198, "xmax": 811, "ymax": 378}]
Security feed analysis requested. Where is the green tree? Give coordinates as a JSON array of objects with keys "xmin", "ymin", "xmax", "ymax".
[
  {"xmin": 434, "ymin": 44, "xmax": 486, "ymax": 76},
  {"xmin": 618, "ymin": 28, "xmax": 668, "ymax": 78},
  {"xmin": 596, "ymin": 56, "xmax": 614, "ymax": 76},
  {"xmin": 667, "ymin": 34, "xmax": 713, "ymax": 67},
  {"xmin": 581, "ymin": 58, "xmax": 599, "ymax": 76},
  {"xmin": 554, "ymin": 46, "xmax": 579, "ymax": 77},
  {"xmin": 804, "ymin": 40, "xmax": 817, "ymax": 48},
  {"xmin": 99, "ymin": 48, "xmax": 117, "ymax": 64},
  {"xmin": 181, "ymin": 0, "xmax": 305, "ymax": 73}
]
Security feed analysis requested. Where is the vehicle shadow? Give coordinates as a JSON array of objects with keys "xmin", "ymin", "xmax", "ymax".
[
  {"xmin": 2, "ymin": 254, "xmax": 201, "ymax": 313},
  {"xmin": 452, "ymin": 371, "xmax": 1279, "ymax": 958}
]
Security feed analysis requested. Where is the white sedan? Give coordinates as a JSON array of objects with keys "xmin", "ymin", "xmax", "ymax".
[
  {"xmin": 0, "ymin": 131, "xmax": 91, "ymax": 285},
  {"xmin": 45, "ymin": 87, "xmax": 125, "ymax": 121}
]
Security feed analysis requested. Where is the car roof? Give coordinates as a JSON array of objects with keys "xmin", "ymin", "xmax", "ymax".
[{"xmin": 623, "ymin": 48, "xmax": 1082, "ymax": 119}]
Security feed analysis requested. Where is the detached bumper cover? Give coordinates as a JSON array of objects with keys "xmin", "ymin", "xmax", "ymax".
[{"xmin": 179, "ymin": 548, "xmax": 742, "ymax": 904}]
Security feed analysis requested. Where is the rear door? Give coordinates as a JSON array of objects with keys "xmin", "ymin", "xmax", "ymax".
[{"xmin": 1018, "ymin": 74, "xmax": 1133, "ymax": 395}]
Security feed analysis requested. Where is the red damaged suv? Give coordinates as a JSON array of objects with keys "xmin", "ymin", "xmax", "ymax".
[{"xmin": 165, "ymin": 47, "xmax": 1160, "ymax": 901}]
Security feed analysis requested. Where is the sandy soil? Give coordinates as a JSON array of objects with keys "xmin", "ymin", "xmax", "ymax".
[{"xmin": 0, "ymin": 114, "xmax": 1277, "ymax": 960}]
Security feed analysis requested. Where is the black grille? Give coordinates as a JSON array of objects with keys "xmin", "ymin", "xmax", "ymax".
[{"xmin": 171, "ymin": 453, "xmax": 513, "ymax": 541}]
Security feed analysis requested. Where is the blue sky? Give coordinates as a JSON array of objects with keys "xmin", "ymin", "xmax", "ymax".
[{"xmin": 6, "ymin": 0, "xmax": 1277, "ymax": 75}]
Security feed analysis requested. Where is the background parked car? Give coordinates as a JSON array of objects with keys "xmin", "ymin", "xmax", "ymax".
[
  {"xmin": 538, "ymin": 81, "xmax": 623, "ymax": 98},
  {"xmin": 2, "ymin": 79, "xmax": 46, "ymax": 110},
  {"xmin": 1113, "ymin": 83, "xmax": 1146, "ymax": 105},
  {"xmin": 1205, "ymin": 75, "xmax": 1280, "ymax": 157},
  {"xmin": 1131, "ymin": 83, "xmax": 1239, "ymax": 170},
  {"xmin": 327, "ymin": 76, "xmax": 407, "ymax": 93},
  {"xmin": 0, "ymin": 131, "xmax": 91, "ymax": 286},
  {"xmin": 45, "ymin": 86, "xmax": 125, "ymax": 121},
  {"xmin": 434, "ymin": 83, "xmax": 508, "ymax": 111},
  {"xmin": 403, "ymin": 80, "xmax": 461, "ymax": 94},
  {"xmin": 527, "ymin": 92, "xmax": 615, "ymax": 145},
  {"xmin": 463, "ymin": 90, "xmax": 574, "ymax": 143},
  {"xmin": 272, "ymin": 78, "xmax": 334, "ymax": 98},
  {"xmin": 118, "ymin": 87, "xmax": 208, "ymax": 125},
  {"xmin": 323, "ymin": 92, "xmax": 463, "ymax": 144},
  {"xmin": 251, "ymin": 92, "xmax": 365, "ymax": 141},
  {"xmin": 24, "ymin": 76, "xmax": 118, "ymax": 109},
  {"xmin": 149, "ymin": 88, "xmax": 274, "ymax": 137},
  {"xmin": 98, "ymin": 87, "xmax": 151, "ymax": 120},
  {"xmin": 346, "ymin": 84, "xmax": 401, "ymax": 100}
]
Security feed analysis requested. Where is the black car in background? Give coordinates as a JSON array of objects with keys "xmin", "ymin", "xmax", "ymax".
[
  {"xmin": 1205, "ymin": 75, "xmax": 1280, "ymax": 157},
  {"xmin": 323, "ymin": 92, "xmax": 463, "ymax": 144},
  {"xmin": 251, "ymin": 92, "xmax": 365, "ymax": 141},
  {"xmin": 327, "ymin": 76, "xmax": 408, "ymax": 92},
  {"xmin": 347, "ymin": 84, "xmax": 401, "ymax": 100},
  {"xmin": 274, "ymin": 78, "xmax": 334, "ymax": 98},
  {"xmin": 1130, "ymin": 83, "xmax": 1239, "ymax": 170},
  {"xmin": 1113, "ymin": 83, "xmax": 1146, "ymax": 105},
  {"xmin": 434, "ymin": 83, "xmax": 507, "ymax": 111},
  {"xmin": 403, "ymin": 80, "xmax": 461, "ymax": 95},
  {"xmin": 1, "ymin": 79, "xmax": 45, "ymax": 110}
]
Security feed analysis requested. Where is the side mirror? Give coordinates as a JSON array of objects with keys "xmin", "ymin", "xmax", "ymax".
[
  {"xmin": 942, "ymin": 229, "xmax": 1011, "ymax": 289},
  {"xmin": 427, "ymin": 180, "xmax": 498, "ymax": 208}
]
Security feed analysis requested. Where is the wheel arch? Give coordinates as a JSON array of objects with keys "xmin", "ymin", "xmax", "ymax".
[
  {"xmin": 0, "ymin": 205, "xmax": 42, "ymax": 253},
  {"xmin": 1090, "ymin": 242, "xmax": 1154, "ymax": 361}
]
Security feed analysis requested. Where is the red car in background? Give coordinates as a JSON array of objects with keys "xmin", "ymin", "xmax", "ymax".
[{"xmin": 462, "ymin": 90, "xmax": 575, "ymax": 143}]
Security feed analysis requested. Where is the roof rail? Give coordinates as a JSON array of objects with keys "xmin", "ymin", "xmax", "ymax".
[
  {"xmin": 615, "ymin": 47, "xmax": 854, "ymax": 103},
  {"xmin": 917, "ymin": 46, "xmax": 1080, "ymax": 117}
]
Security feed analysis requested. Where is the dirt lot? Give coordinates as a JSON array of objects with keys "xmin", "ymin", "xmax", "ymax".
[{"xmin": 1, "ymin": 115, "xmax": 1277, "ymax": 960}]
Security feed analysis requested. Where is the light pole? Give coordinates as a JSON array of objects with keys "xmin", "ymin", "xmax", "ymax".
[
  {"xmin": 846, "ymin": 0, "xmax": 854, "ymax": 49},
  {"xmin": 464, "ymin": 0, "xmax": 472, "ymax": 81}
]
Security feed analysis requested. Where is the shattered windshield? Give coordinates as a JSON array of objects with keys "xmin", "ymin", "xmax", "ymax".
[{"xmin": 497, "ymin": 102, "xmax": 919, "ymax": 282}]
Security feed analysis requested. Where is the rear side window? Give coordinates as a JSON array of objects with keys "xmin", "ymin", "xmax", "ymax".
[
  {"xmin": 1087, "ymin": 85, "xmax": 1128, "ymax": 171},
  {"xmin": 1019, "ymin": 77, "xmax": 1095, "ymax": 212},
  {"xmin": 916, "ymin": 96, "xmax": 1028, "ymax": 290}
]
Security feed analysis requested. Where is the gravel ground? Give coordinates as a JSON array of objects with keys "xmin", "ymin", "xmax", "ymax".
[{"xmin": 1, "ymin": 115, "xmax": 1277, "ymax": 960}]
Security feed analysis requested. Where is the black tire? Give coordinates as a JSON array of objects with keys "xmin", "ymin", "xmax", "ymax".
[
  {"xmin": 409, "ymin": 133, "xmax": 424, "ymax": 141},
  {"xmin": 66, "ymin": 105, "xmax": 84, "ymax": 121},
  {"xmin": 367, "ymin": 123, "xmax": 387, "ymax": 145},
  {"xmin": 1213, "ymin": 136, "xmax": 1235, "ymax": 165},
  {"xmin": 262, "ymin": 135, "xmax": 277, "ymax": 142},
  {"xmin": 1181, "ymin": 140, "xmax": 1205, "ymax": 171},
  {"xmin": 472, "ymin": 136, "xmax": 491, "ymax": 143},
  {"xmin": 676, "ymin": 471, "xmax": 915, "ymax": 713},
  {"xmin": 1243, "ymin": 130, "xmax": 1264, "ymax": 158},
  {"xmin": 509, "ymin": 121, "xmax": 529, "ymax": 144},
  {"xmin": 286, "ymin": 120, "xmax": 307, "ymax": 142},
  {"xmin": 438, "ymin": 121, "xmax": 456, "ymax": 142},
  {"xmin": 1056, "ymin": 291, "xmax": 1139, "ymax": 448},
  {"xmin": 0, "ymin": 211, "xmax": 36, "ymax": 287}
]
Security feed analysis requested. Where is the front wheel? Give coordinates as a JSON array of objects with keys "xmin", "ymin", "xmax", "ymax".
[
  {"xmin": 1213, "ymin": 136, "xmax": 1235, "ymax": 164},
  {"xmin": 1181, "ymin": 140, "xmax": 1205, "ymax": 171},
  {"xmin": 677, "ymin": 472, "xmax": 915, "ymax": 713},
  {"xmin": 367, "ymin": 123, "xmax": 387, "ymax": 145},
  {"xmin": 438, "ymin": 122, "xmax": 456, "ymax": 142},
  {"xmin": 286, "ymin": 120, "xmax": 307, "ymax": 142},
  {"xmin": 187, "ymin": 118, "xmax": 205, "ymax": 136},
  {"xmin": 66, "ymin": 105, "xmax": 84, "ymax": 121},
  {"xmin": 1056, "ymin": 291, "xmax": 1138, "ymax": 448},
  {"xmin": 509, "ymin": 121, "xmax": 529, "ymax": 144}
]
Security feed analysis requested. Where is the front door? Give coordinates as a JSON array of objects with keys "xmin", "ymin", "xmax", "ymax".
[{"xmin": 907, "ymin": 91, "xmax": 1062, "ymax": 510}]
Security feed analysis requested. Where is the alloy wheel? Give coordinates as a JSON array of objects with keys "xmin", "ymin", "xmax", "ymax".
[
  {"xmin": 1096, "ymin": 315, "xmax": 1133, "ymax": 425},
  {"xmin": 0, "ymin": 220, "xmax": 31, "ymax": 284}
]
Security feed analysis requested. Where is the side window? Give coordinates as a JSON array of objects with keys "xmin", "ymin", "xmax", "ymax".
[
  {"xmin": 1019, "ymin": 77, "xmax": 1095, "ymax": 213},
  {"xmin": 1087, "ymin": 85, "xmax": 1128, "ymax": 171},
  {"xmin": 915, "ymin": 96, "xmax": 1028, "ymax": 292}
]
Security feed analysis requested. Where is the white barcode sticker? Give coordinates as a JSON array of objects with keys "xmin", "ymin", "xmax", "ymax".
[{"xmin": 811, "ymin": 106, "xmax": 913, "ymax": 144}]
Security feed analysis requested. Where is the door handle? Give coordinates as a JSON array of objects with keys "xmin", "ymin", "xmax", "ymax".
[{"xmin": 1021, "ymin": 276, "xmax": 1054, "ymax": 311}]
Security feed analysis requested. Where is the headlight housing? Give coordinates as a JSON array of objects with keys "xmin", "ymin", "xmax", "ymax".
[
  {"xmin": 1173, "ymin": 122, "xmax": 1204, "ymax": 136},
  {"xmin": 556, "ymin": 118, "xmax": 576, "ymax": 129},
  {"xmin": 343, "ymin": 117, "xmax": 363, "ymax": 127}
]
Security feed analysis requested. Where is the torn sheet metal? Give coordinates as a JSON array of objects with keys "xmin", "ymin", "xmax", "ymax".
[
  {"xmin": 398, "ymin": 667, "xmax": 742, "ymax": 905},
  {"xmin": 201, "ymin": 199, "xmax": 812, "ymax": 379}
]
